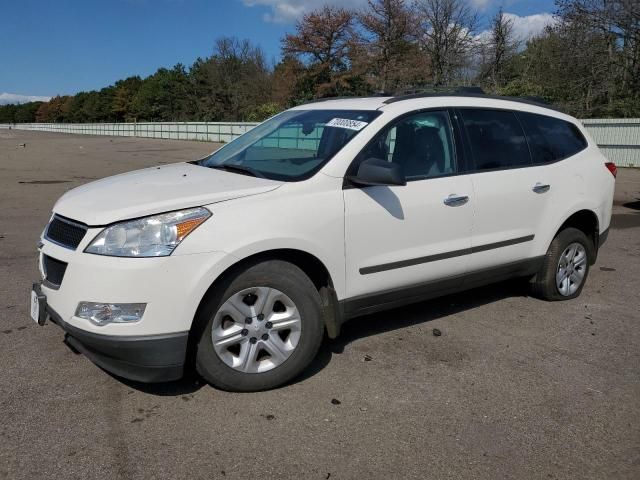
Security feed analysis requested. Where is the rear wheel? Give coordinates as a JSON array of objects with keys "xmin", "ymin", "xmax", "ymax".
[
  {"xmin": 195, "ymin": 260, "xmax": 324, "ymax": 391},
  {"xmin": 530, "ymin": 227, "xmax": 593, "ymax": 301}
]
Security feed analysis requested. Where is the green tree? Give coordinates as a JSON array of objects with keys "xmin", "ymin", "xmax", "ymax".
[
  {"xmin": 190, "ymin": 37, "xmax": 272, "ymax": 121},
  {"xmin": 15, "ymin": 102, "xmax": 43, "ymax": 122},
  {"xmin": 271, "ymin": 56, "xmax": 307, "ymax": 107},
  {"xmin": 131, "ymin": 65, "xmax": 192, "ymax": 121},
  {"xmin": 0, "ymin": 104, "xmax": 18, "ymax": 123},
  {"xmin": 112, "ymin": 76, "xmax": 142, "ymax": 122}
]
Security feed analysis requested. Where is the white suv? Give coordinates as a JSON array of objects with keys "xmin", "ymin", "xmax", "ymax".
[{"xmin": 31, "ymin": 93, "xmax": 616, "ymax": 391}]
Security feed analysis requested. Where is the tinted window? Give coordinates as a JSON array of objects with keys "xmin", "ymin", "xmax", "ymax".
[
  {"xmin": 460, "ymin": 109, "xmax": 531, "ymax": 170},
  {"xmin": 519, "ymin": 112, "xmax": 587, "ymax": 163},
  {"xmin": 358, "ymin": 110, "xmax": 456, "ymax": 180}
]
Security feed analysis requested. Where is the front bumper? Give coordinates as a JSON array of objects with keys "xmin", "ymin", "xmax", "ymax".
[
  {"xmin": 34, "ymin": 219, "xmax": 238, "ymax": 381},
  {"xmin": 45, "ymin": 298, "xmax": 188, "ymax": 382},
  {"xmin": 38, "ymin": 237, "xmax": 232, "ymax": 336}
]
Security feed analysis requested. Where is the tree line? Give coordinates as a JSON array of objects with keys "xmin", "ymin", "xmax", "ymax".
[{"xmin": 1, "ymin": 0, "xmax": 637, "ymax": 124}]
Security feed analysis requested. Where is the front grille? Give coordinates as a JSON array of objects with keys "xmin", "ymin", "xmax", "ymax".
[
  {"xmin": 45, "ymin": 215, "xmax": 87, "ymax": 250},
  {"xmin": 43, "ymin": 254, "xmax": 67, "ymax": 287}
]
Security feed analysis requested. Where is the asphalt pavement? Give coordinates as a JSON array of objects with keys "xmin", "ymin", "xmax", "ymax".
[{"xmin": 1, "ymin": 129, "xmax": 638, "ymax": 479}]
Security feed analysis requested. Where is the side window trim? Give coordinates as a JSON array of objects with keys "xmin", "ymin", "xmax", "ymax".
[
  {"xmin": 514, "ymin": 110, "xmax": 534, "ymax": 167},
  {"xmin": 451, "ymin": 108, "xmax": 475, "ymax": 173},
  {"xmin": 344, "ymin": 108, "xmax": 460, "ymax": 185}
]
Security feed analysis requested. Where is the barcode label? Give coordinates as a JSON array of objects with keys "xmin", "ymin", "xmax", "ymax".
[{"xmin": 325, "ymin": 118, "xmax": 369, "ymax": 131}]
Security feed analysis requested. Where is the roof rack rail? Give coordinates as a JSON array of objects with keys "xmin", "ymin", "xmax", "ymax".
[
  {"xmin": 299, "ymin": 96, "xmax": 356, "ymax": 105},
  {"xmin": 384, "ymin": 86, "xmax": 485, "ymax": 104},
  {"xmin": 296, "ymin": 88, "xmax": 562, "ymax": 113},
  {"xmin": 383, "ymin": 90, "xmax": 562, "ymax": 112},
  {"xmin": 517, "ymin": 95, "xmax": 550, "ymax": 105},
  {"xmin": 390, "ymin": 85, "xmax": 485, "ymax": 96},
  {"xmin": 299, "ymin": 92, "xmax": 392, "ymax": 105},
  {"xmin": 454, "ymin": 86, "xmax": 485, "ymax": 94}
]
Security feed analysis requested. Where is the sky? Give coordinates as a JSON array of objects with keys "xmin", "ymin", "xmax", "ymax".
[{"xmin": 0, "ymin": 0, "xmax": 558, "ymax": 104}]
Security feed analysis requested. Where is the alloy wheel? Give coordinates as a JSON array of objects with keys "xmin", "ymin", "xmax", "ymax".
[
  {"xmin": 556, "ymin": 242, "xmax": 587, "ymax": 296},
  {"xmin": 211, "ymin": 287, "xmax": 302, "ymax": 373}
]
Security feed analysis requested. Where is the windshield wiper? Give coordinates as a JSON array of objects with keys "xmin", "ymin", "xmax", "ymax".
[{"xmin": 209, "ymin": 164, "xmax": 265, "ymax": 178}]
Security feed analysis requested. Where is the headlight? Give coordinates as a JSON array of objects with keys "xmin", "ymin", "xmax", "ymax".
[{"xmin": 85, "ymin": 207, "xmax": 211, "ymax": 257}]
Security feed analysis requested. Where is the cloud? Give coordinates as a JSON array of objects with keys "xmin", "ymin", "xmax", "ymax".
[
  {"xmin": 241, "ymin": 0, "xmax": 367, "ymax": 23},
  {"xmin": 477, "ymin": 12, "xmax": 557, "ymax": 42},
  {"xmin": 469, "ymin": 0, "xmax": 492, "ymax": 9},
  {"xmin": 0, "ymin": 93, "xmax": 51, "ymax": 105},
  {"xmin": 504, "ymin": 12, "xmax": 557, "ymax": 40},
  {"xmin": 240, "ymin": 1, "xmax": 558, "ymax": 41}
]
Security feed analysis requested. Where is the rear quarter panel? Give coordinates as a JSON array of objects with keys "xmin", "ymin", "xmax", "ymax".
[{"xmin": 534, "ymin": 134, "xmax": 615, "ymax": 257}]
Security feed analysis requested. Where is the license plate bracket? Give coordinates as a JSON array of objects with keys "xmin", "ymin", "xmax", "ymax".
[{"xmin": 30, "ymin": 283, "xmax": 47, "ymax": 326}]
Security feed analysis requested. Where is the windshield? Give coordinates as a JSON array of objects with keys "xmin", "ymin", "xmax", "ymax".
[{"xmin": 198, "ymin": 109, "xmax": 381, "ymax": 181}]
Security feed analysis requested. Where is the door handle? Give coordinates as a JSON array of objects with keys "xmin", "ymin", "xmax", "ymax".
[
  {"xmin": 443, "ymin": 194, "xmax": 469, "ymax": 207},
  {"xmin": 532, "ymin": 183, "xmax": 551, "ymax": 193}
]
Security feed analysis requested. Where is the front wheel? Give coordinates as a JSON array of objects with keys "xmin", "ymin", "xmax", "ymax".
[
  {"xmin": 530, "ymin": 227, "xmax": 594, "ymax": 301},
  {"xmin": 195, "ymin": 260, "xmax": 324, "ymax": 392}
]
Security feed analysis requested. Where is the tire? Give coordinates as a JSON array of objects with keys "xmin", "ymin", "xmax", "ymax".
[
  {"xmin": 530, "ymin": 227, "xmax": 594, "ymax": 301},
  {"xmin": 195, "ymin": 260, "xmax": 324, "ymax": 392}
]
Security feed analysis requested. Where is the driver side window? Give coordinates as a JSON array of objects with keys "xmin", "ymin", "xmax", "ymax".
[{"xmin": 358, "ymin": 110, "xmax": 456, "ymax": 181}]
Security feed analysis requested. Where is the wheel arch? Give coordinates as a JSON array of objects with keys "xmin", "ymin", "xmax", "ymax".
[
  {"xmin": 548, "ymin": 209, "xmax": 600, "ymax": 263},
  {"xmin": 185, "ymin": 248, "xmax": 342, "ymax": 371}
]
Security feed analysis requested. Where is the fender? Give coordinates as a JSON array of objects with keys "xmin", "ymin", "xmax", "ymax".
[{"xmin": 186, "ymin": 245, "xmax": 343, "ymax": 343}]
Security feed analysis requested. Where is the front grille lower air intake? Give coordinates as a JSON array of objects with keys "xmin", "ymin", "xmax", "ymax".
[{"xmin": 43, "ymin": 254, "xmax": 68, "ymax": 288}]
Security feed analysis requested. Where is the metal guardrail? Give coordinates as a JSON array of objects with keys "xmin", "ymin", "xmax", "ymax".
[{"xmin": 1, "ymin": 119, "xmax": 639, "ymax": 167}]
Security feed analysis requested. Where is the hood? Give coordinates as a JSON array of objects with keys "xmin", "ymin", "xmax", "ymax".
[{"xmin": 53, "ymin": 162, "xmax": 282, "ymax": 225}]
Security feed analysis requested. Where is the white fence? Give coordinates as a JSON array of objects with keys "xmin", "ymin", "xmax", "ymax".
[
  {"xmin": 0, "ymin": 122, "xmax": 259, "ymax": 144},
  {"xmin": 580, "ymin": 118, "xmax": 640, "ymax": 168},
  {"xmin": 1, "ymin": 118, "xmax": 639, "ymax": 167}
]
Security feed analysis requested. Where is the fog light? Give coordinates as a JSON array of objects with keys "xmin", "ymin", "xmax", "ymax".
[{"xmin": 75, "ymin": 302, "xmax": 146, "ymax": 326}]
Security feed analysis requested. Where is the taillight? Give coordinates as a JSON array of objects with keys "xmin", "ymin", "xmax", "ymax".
[{"xmin": 605, "ymin": 162, "xmax": 617, "ymax": 178}]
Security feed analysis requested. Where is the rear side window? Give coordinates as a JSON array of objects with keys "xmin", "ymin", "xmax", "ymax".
[
  {"xmin": 519, "ymin": 112, "xmax": 587, "ymax": 163},
  {"xmin": 460, "ymin": 109, "xmax": 531, "ymax": 170}
]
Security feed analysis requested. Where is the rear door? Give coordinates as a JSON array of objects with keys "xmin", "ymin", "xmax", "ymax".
[{"xmin": 456, "ymin": 108, "xmax": 551, "ymax": 272}]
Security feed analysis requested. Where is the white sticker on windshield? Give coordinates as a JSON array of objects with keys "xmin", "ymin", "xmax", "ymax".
[{"xmin": 326, "ymin": 118, "xmax": 369, "ymax": 131}]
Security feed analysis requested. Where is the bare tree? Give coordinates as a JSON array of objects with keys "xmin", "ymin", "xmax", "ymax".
[
  {"xmin": 556, "ymin": 0, "xmax": 639, "ymax": 96},
  {"xmin": 480, "ymin": 7, "xmax": 519, "ymax": 91},
  {"xmin": 358, "ymin": 0, "xmax": 418, "ymax": 91},
  {"xmin": 414, "ymin": 0, "xmax": 478, "ymax": 86}
]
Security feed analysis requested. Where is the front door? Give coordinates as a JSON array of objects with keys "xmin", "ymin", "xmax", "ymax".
[{"xmin": 343, "ymin": 110, "xmax": 474, "ymax": 312}]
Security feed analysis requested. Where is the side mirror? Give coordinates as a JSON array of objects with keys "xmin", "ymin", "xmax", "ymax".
[{"xmin": 348, "ymin": 158, "xmax": 406, "ymax": 187}]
